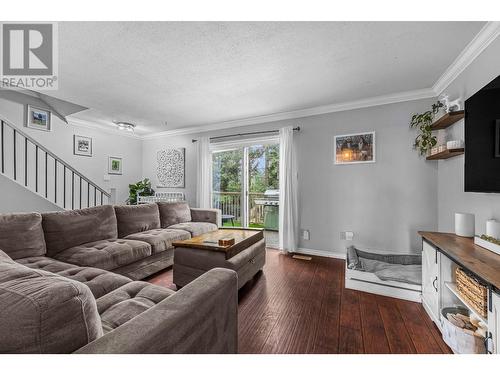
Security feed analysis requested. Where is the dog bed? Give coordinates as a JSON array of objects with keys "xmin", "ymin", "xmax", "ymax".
[{"xmin": 345, "ymin": 245, "xmax": 422, "ymax": 302}]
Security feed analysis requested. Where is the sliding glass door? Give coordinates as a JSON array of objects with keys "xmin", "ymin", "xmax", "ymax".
[
  {"xmin": 248, "ymin": 144, "xmax": 279, "ymax": 230},
  {"xmin": 212, "ymin": 148, "xmax": 244, "ymax": 227},
  {"xmin": 211, "ymin": 139, "xmax": 279, "ymax": 246}
]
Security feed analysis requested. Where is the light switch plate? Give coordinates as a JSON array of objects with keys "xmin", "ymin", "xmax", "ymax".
[{"xmin": 302, "ymin": 230, "xmax": 310, "ymax": 240}]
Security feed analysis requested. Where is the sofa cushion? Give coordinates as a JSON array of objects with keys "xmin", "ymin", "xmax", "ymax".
[
  {"xmin": 53, "ymin": 239, "xmax": 152, "ymax": 271},
  {"xmin": 96, "ymin": 281, "xmax": 175, "ymax": 334},
  {"xmin": 0, "ymin": 212, "xmax": 46, "ymax": 259},
  {"xmin": 168, "ymin": 222, "xmax": 218, "ymax": 237},
  {"xmin": 157, "ymin": 201, "xmax": 192, "ymax": 228},
  {"xmin": 124, "ymin": 228, "xmax": 191, "ymax": 254},
  {"xmin": 114, "ymin": 203, "xmax": 160, "ymax": 238},
  {"xmin": 42, "ymin": 205, "xmax": 118, "ymax": 257},
  {"xmin": 16, "ymin": 256, "xmax": 77, "ymax": 273},
  {"xmin": 190, "ymin": 208, "xmax": 221, "ymax": 226},
  {"xmin": 0, "ymin": 249, "xmax": 10, "ymax": 260},
  {"xmin": 17, "ymin": 257, "xmax": 131, "ymax": 298},
  {"xmin": 0, "ymin": 255, "xmax": 102, "ymax": 353}
]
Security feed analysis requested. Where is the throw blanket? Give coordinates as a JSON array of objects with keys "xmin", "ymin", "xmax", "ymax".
[{"xmin": 347, "ymin": 246, "xmax": 422, "ymax": 285}]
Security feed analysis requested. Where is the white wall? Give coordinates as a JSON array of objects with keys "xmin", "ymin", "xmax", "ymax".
[
  {"xmin": 143, "ymin": 98, "xmax": 438, "ymax": 255},
  {"xmin": 0, "ymin": 98, "xmax": 143, "ymax": 206},
  {"xmin": 437, "ymin": 37, "xmax": 500, "ymax": 235},
  {"xmin": 5, "ymin": 37, "xmax": 498, "ymax": 250},
  {"xmin": 0, "ymin": 173, "xmax": 61, "ymax": 213},
  {"xmin": 142, "ymin": 133, "xmax": 197, "ymax": 206}
]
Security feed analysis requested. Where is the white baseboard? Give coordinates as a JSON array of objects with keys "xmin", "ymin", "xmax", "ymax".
[
  {"xmin": 296, "ymin": 247, "xmax": 346, "ymax": 260},
  {"xmin": 345, "ymin": 278, "xmax": 422, "ymax": 303}
]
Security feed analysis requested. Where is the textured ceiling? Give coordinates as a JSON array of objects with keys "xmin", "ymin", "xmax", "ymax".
[{"xmin": 55, "ymin": 22, "xmax": 485, "ymax": 135}]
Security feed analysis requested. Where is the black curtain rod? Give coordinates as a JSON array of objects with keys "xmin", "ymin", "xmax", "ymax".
[{"xmin": 192, "ymin": 126, "xmax": 300, "ymax": 143}]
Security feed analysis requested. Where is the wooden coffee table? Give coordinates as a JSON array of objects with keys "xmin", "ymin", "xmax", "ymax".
[
  {"xmin": 172, "ymin": 228, "xmax": 266, "ymax": 289},
  {"xmin": 172, "ymin": 228, "xmax": 263, "ymax": 259}
]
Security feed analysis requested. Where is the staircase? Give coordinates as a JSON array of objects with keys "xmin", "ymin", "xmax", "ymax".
[{"xmin": 0, "ymin": 117, "xmax": 110, "ymax": 210}]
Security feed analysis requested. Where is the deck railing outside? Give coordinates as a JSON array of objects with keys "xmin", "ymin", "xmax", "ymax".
[{"xmin": 212, "ymin": 191, "xmax": 265, "ymax": 226}]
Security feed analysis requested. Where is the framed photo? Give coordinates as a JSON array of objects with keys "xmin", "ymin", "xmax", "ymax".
[
  {"xmin": 26, "ymin": 105, "xmax": 51, "ymax": 131},
  {"xmin": 73, "ymin": 135, "xmax": 93, "ymax": 157},
  {"xmin": 108, "ymin": 156, "xmax": 123, "ymax": 175},
  {"xmin": 334, "ymin": 131, "xmax": 376, "ymax": 165}
]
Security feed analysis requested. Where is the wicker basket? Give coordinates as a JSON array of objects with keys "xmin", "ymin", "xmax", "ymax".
[{"xmin": 455, "ymin": 268, "xmax": 488, "ymax": 318}]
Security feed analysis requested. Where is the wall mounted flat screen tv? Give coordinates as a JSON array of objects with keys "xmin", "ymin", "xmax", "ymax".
[{"xmin": 465, "ymin": 75, "xmax": 500, "ymax": 193}]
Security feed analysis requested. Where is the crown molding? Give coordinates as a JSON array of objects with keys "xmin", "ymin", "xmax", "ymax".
[
  {"xmin": 433, "ymin": 21, "xmax": 500, "ymax": 95},
  {"xmin": 68, "ymin": 117, "xmax": 143, "ymax": 140},
  {"xmin": 143, "ymin": 22, "xmax": 500, "ymax": 140},
  {"xmin": 74, "ymin": 22, "xmax": 500, "ymax": 141},
  {"xmin": 142, "ymin": 87, "xmax": 436, "ymax": 140}
]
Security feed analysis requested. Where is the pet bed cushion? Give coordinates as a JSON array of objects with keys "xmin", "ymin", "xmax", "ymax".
[{"xmin": 347, "ymin": 245, "xmax": 422, "ymax": 285}]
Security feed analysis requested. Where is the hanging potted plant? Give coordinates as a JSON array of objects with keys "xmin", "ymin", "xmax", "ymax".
[{"xmin": 410, "ymin": 101, "xmax": 444, "ymax": 156}]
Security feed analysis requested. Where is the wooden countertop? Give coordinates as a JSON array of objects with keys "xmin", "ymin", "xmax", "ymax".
[{"xmin": 419, "ymin": 231, "xmax": 500, "ymax": 290}]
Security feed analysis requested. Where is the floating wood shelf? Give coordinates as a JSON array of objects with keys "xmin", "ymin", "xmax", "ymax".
[
  {"xmin": 431, "ymin": 110, "xmax": 465, "ymax": 130},
  {"xmin": 426, "ymin": 148, "xmax": 464, "ymax": 160}
]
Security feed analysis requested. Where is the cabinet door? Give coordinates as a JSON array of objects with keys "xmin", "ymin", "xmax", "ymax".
[
  {"xmin": 488, "ymin": 292, "xmax": 500, "ymax": 354},
  {"xmin": 422, "ymin": 241, "xmax": 440, "ymax": 323}
]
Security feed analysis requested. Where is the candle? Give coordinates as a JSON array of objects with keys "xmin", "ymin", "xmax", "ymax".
[{"xmin": 486, "ymin": 219, "xmax": 500, "ymax": 239}]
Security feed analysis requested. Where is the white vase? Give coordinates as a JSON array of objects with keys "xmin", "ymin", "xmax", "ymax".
[
  {"xmin": 434, "ymin": 108, "xmax": 447, "ymax": 122},
  {"xmin": 455, "ymin": 213, "xmax": 475, "ymax": 238}
]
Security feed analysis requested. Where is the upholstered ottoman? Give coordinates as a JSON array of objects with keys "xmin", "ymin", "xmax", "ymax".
[{"xmin": 173, "ymin": 229, "xmax": 266, "ymax": 289}]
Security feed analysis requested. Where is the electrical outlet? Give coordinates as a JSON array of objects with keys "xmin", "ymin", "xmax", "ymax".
[
  {"xmin": 340, "ymin": 231, "xmax": 354, "ymax": 240},
  {"xmin": 302, "ymin": 230, "xmax": 310, "ymax": 240}
]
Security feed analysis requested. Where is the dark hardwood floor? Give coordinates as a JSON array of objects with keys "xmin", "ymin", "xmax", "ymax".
[{"xmin": 147, "ymin": 249, "xmax": 452, "ymax": 354}]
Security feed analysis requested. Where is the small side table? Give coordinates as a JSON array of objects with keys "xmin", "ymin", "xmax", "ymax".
[{"xmin": 221, "ymin": 214, "xmax": 235, "ymax": 226}]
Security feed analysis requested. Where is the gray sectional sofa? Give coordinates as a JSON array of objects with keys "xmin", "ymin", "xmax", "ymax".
[
  {"xmin": 0, "ymin": 203, "xmax": 237, "ymax": 354},
  {"xmin": 40, "ymin": 202, "xmax": 220, "ymax": 280}
]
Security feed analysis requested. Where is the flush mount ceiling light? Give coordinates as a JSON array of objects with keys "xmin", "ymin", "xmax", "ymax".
[{"xmin": 114, "ymin": 121, "xmax": 136, "ymax": 132}]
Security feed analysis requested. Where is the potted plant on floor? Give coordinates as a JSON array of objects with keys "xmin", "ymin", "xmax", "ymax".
[{"xmin": 127, "ymin": 178, "xmax": 155, "ymax": 205}]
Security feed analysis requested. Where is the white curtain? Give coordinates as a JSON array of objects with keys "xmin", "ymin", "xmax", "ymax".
[
  {"xmin": 279, "ymin": 127, "xmax": 298, "ymax": 253},
  {"xmin": 196, "ymin": 136, "xmax": 211, "ymax": 208}
]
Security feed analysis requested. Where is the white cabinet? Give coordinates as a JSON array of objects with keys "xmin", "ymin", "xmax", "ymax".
[
  {"xmin": 488, "ymin": 292, "xmax": 500, "ymax": 354},
  {"xmin": 422, "ymin": 240, "xmax": 440, "ymax": 323},
  {"xmin": 420, "ymin": 234, "xmax": 500, "ymax": 354}
]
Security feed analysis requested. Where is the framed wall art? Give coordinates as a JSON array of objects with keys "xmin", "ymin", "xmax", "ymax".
[
  {"xmin": 156, "ymin": 148, "xmax": 185, "ymax": 188},
  {"xmin": 26, "ymin": 105, "xmax": 51, "ymax": 132},
  {"xmin": 334, "ymin": 131, "xmax": 375, "ymax": 165},
  {"xmin": 73, "ymin": 135, "xmax": 93, "ymax": 157},
  {"xmin": 108, "ymin": 156, "xmax": 123, "ymax": 175}
]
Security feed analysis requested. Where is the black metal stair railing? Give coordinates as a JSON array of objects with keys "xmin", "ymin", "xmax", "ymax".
[{"xmin": 0, "ymin": 117, "xmax": 110, "ymax": 209}]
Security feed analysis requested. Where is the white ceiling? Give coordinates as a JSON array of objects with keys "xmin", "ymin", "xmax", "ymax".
[{"xmin": 56, "ymin": 22, "xmax": 485, "ymax": 135}]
